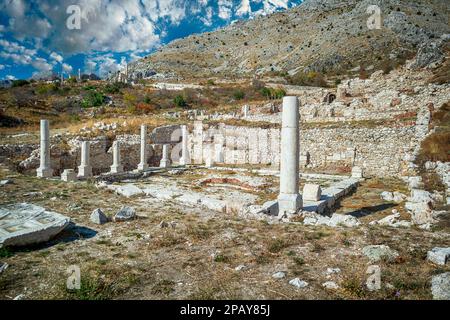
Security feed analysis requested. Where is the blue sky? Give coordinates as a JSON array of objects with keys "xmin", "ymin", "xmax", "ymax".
[{"xmin": 0, "ymin": 0, "xmax": 302, "ymax": 80}]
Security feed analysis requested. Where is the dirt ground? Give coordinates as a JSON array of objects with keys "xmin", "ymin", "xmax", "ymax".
[{"xmin": 0, "ymin": 164, "xmax": 449, "ymax": 300}]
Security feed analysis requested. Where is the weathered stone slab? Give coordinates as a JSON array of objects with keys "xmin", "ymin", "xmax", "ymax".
[
  {"xmin": 0, "ymin": 203, "xmax": 70, "ymax": 248},
  {"xmin": 427, "ymin": 247, "xmax": 450, "ymax": 266}
]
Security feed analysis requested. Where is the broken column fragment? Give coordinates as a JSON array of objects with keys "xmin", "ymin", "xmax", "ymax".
[
  {"xmin": 110, "ymin": 141, "xmax": 124, "ymax": 174},
  {"xmin": 179, "ymin": 125, "xmax": 191, "ymax": 166},
  {"xmin": 277, "ymin": 96, "xmax": 302, "ymax": 217},
  {"xmin": 36, "ymin": 120, "xmax": 53, "ymax": 178},
  {"xmin": 137, "ymin": 125, "xmax": 149, "ymax": 171},
  {"xmin": 160, "ymin": 144, "xmax": 171, "ymax": 168},
  {"xmin": 78, "ymin": 141, "xmax": 93, "ymax": 178}
]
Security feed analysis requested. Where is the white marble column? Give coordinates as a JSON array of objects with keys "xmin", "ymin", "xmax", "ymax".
[
  {"xmin": 215, "ymin": 144, "xmax": 224, "ymax": 163},
  {"xmin": 138, "ymin": 125, "xmax": 149, "ymax": 171},
  {"xmin": 205, "ymin": 144, "xmax": 214, "ymax": 168},
  {"xmin": 110, "ymin": 141, "xmax": 124, "ymax": 174},
  {"xmin": 277, "ymin": 96, "xmax": 302, "ymax": 217},
  {"xmin": 179, "ymin": 125, "xmax": 191, "ymax": 166},
  {"xmin": 78, "ymin": 141, "xmax": 93, "ymax": 178},
  {"xmin": 37, "ymin": 120, "xmax": 53, "ymax": 178},
  {"xmin": 160, "ymin": 144, "xmax": 171, "ymax": 168}
]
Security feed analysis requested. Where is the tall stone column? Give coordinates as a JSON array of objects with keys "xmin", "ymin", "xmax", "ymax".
[
  {"xmin": 138, "ymin": 125, "xmax": 149, "ymax": 171},
  {"xmin": 277, "ymin": 96, "xmax": 302, "ymax": 217},
  {"xmin": 37, "ymin": 120, "xmax": 53, "ymax": 178},
  {"xmin": 110, "ymin": 141, "xmax": 124, "ymax": 174},
  {"xmin": 179, "ymin": 125, "xmax": 191, "ymax": 166},
  {"xmin": 160, "ymin": 144, "xmax": 171, "ymax": 168},
  {"xmin": 78, "ymin": 141, "xmax": 93, "ymax": 178}
]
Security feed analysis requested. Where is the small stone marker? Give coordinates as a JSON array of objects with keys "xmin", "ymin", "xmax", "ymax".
[
  {"xmin": 61, "ymin": 169, "xmax": 77, "ymax": 182},
  {"xmin": 90, "ymin": 208, "xmax": 109, "ymax": 225},
  {"xmin": 160, "ymin": 144, "xmax": 171, "ymax": 168},
  {"xmin": 303, "ymin": 184, "xmax": 322, "ymax": 201}
]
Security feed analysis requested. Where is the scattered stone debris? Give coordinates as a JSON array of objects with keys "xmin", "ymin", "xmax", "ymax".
[
  {"xmin": 289, "ymin": 278, "xmax": 309, "ymax": 289},
  {"xmin": 113, "ymin": 206, "xmax": 137, "ymax": 222},
  {"xmin": 0, "ymin": 203, "xmax": 70, "ymax": 248},
  {"xmin": 380, "ymin": 191, "xmax": 406, "ymax": 203},
  {"xmin": 326, "ymin": 268, "xmax": 341, "ymax": 275},
  {"xmin": 362, "ymin": 245, "xmax": 399, "ymax": 262},
  {"xmin": 369, "ymin": 210, "xmax": 412, "ymax": 228},
  {"xmin": 272, "ymin": 271, "xmax": 286, "ymax": 279},
  {"xmin": 322, "ymin": 281, "xmax": 339, "ymax": 290},
  {"xmin": 302, "ymin": 212, "xmax": 360, "ymax": 228},
  {"xmin": 235, "ymin": 265, "xmax": 247, "ymax": 271},
  {"xmin": 0, "ymin": 262, "xmax": 8, "ymax": 273},
  {"xmin": 108, "ymin": 184, "xmax": 144, "ymax": 198},
  {"xmin": 427, "ymin": 247, "xmax": 450, "ymax": 266},
  {"xmin": 431, "ymin": 273, "xmax": 450, "ymax": 300},
  {"xmin": 0, "ymin": 179, "xmax": 13, "ymax": 186},
  {"xmin": 90, "ymin": 209, "xmax": 109, "ymax": 225}
]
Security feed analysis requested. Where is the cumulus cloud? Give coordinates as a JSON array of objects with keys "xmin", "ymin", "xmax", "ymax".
[{"xmin": 0, "ymin": 0, "xmax": 300, "ymax": 78}]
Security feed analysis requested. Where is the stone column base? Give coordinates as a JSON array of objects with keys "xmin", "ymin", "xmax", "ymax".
[
  {"xmin": 277, "ymin": 193, "xmax": 302, "ymax": 217},
  {"xmin": 78, "ymin": 166, "xmax": 93, "ymax": 178},
  {"xmin": 61, "ymin": 169, "xmax": 77, "ymax": 182},
  {"xmin": 37, "ymin": 168, "xmax": 53, "ymax": 178},
  {"xmin": 110, "ymin": 165, "xmax": 124, "ymax": 174},
  {"xmin": 137, "ymin": 163, "xmax": 149, "ymax": 171},
  {"xmin": 160, "ymin": 160, "xmax": 171, "ymax": 168}
]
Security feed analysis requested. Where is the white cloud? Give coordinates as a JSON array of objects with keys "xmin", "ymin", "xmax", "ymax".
[
  {"xmin": 6, "ymin": 75, "xmax": 16, "ymax": 80},
  {"xmin": 237, "ymin": 0, "xmax": 252, "ymax": 16},
  {"xmin": 50, "ymin": 52, "xmax": 64, "ymax": 64},
  {"xmin": 0, "ymin": 64, "xmax": 4, "ymax": 70},
  {"xmin": 218, "ymin": 0, "xmax": 233, "ymax": 20},
  {"xmin": 62, "ymin": 63, "xmax": 73, "ymax": 74}
]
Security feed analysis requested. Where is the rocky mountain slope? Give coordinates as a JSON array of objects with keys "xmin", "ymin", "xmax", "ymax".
[{"xmin": 127, "ymin": 0, "xmax": 450, "ymax": 80}]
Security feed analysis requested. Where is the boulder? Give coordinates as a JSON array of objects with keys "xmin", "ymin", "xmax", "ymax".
[
  {"xmin": 114, "ymin": 207, "xmax": 137, "ymax": 222},
  {"xmin": 427, "ymin": 248, "xmax": 450, "ymax": 266},
  {"xmin": 362, "ymin": 245, "xmax": 399, "ymax": 262},
  {"xmin": 405, "ymin": 202, "xmax": 435, "ymax": 225},
  {"xmin": 90, "ymin": 209, "xmax": 109, "ymax": 225},
  {"xmin": 431, "ymin": 273, "xmax": 450, "ymax": 300},
  {"xmin": 369, "ymin": 211, "xmax": 412, "ymax": 228}
]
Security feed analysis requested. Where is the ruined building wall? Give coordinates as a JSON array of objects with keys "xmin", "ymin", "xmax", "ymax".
[{"xmin": 188, "ymin": 121, "xmax": 418, "ymax": 177}]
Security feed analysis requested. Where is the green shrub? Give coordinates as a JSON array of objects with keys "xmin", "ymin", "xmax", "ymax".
[
  {"xmin": 67, "ymin": 77, "xmax": 77, "ymax": 84},
  {"xmin": 233, "ymin": 90, "xmax": 245, "ymax": 100},
  {"xmin": 260, "ymin": 87, "xmax": 286, "ymax": 99},
  {"xmin": 104, "ymin": 83, "xmax": 123, "ymax": 94},
  {"xmin": 12, "ymin": 79, "xmax": 30, "ymax": 87},
  {"xmin": 287, "ymin": 71, "xmax": 328, "ymax": 87},
  {"xmin": 82, "ymin": 91, "xmax": 105, "ymax": 108},
  {"xmin": 35, "ymin": 83, "xmax": 59, "ymax": 95},
  {"xmin": 174, "ymin": 95, "xmax": 187, "ymax": 108}
]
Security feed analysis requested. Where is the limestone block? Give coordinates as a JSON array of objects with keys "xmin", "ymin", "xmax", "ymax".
[
  {"xmin": 303, "ymin": 184, "xmax": 322, "ymax": 201},
  {"xmin": 61, "ymin": 169, "xmax": 77, "ymax": 182}
]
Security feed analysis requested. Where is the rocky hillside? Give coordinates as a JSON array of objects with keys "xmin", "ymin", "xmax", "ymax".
[{"xmin": 127, "ymin": 0, "xmax": 450, "ymax": 80}]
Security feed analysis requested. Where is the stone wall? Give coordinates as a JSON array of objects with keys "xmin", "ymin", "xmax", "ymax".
[{"xmin": 188, "ymin": 122, "xmax": 418, "ymax": 177}]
